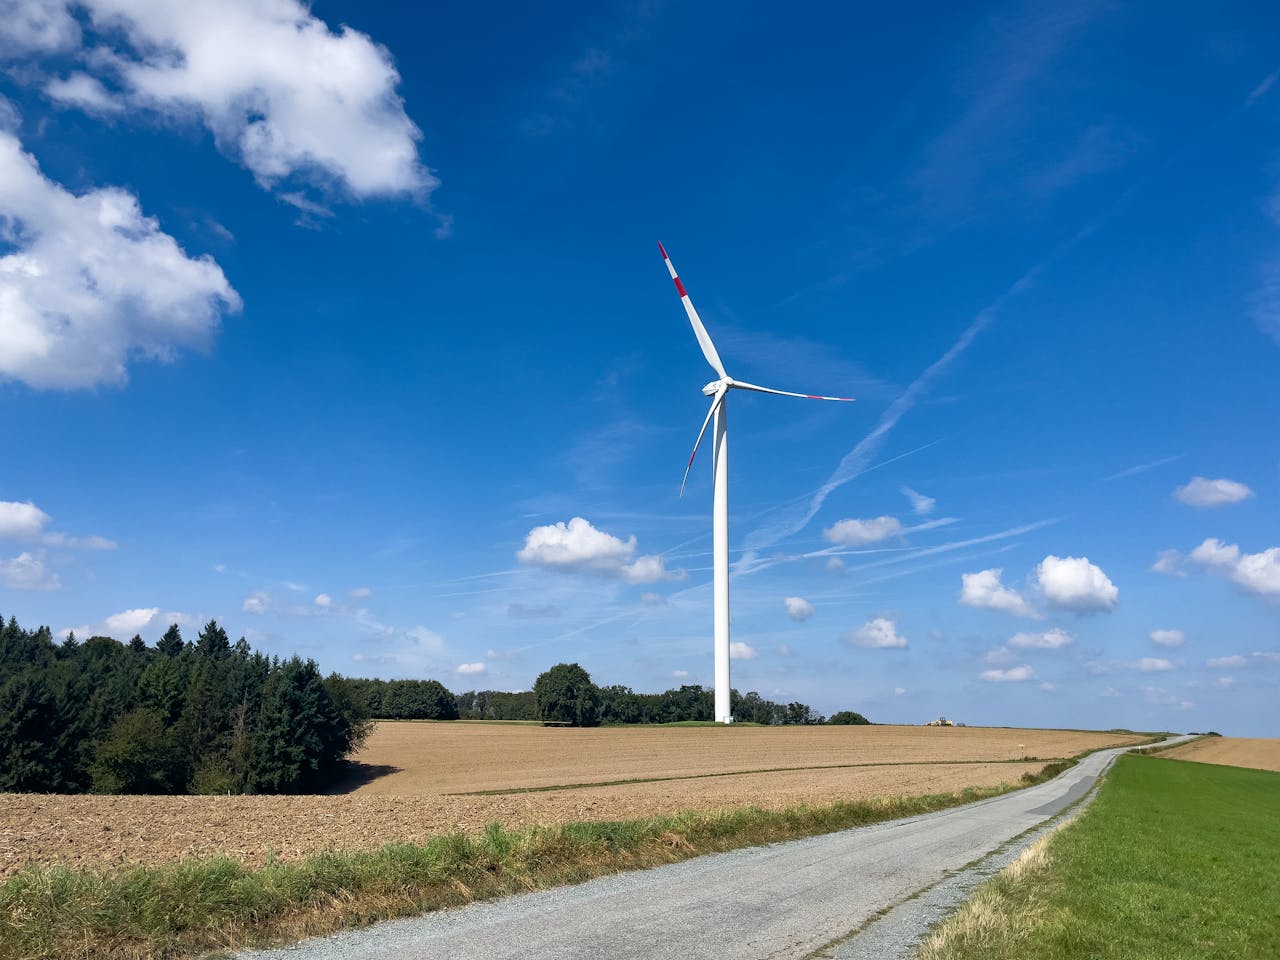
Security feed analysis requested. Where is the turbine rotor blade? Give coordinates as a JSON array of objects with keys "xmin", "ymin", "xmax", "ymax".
[
  {"xmin": 659, "ymin": 242, "xmax": 729, "ymax": 380},
  {"xmin": 681, "ymin": 386, "xmax": 727, "ymax": 497},
  {"xmin": 730, "ymin": 379, "xmax": 855, "ymax": 402}
]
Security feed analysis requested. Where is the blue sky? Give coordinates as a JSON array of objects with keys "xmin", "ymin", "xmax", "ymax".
[{"xmin": 1, "ymin": 0, "xmax": 1278, "ymax": 734}]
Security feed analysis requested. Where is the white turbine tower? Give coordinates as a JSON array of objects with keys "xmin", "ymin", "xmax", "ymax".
[{"xmin": 659, "ymin": 242, "xmax": 854, "ymax": 724}]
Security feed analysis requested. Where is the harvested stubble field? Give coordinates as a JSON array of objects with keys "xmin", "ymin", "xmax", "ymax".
[
  {"xmin": 0, "ymin": 723, "xmax": 1143, "ymax": 878},
  {"xmin": 1158, "ymin": 736, "xmax": 1280, "ymax": 772}
]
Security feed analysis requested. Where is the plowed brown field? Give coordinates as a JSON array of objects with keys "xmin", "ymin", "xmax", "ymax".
[
  {"xmin": 1159, "ymin": 736, "xmax": 1280, "ymax": 772},
  {"xmin": 344, "ymin": 721, "xmax": 1143, "ymax": 794},
  {"xmin": 0, "ymin": 723, "xmax": 1143, "ymax": 878}
]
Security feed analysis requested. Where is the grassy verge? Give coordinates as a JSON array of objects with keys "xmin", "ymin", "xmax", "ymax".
[
  {"xmin": 0, "ymin": 760, "xmax": 1088, "ymax": 960},
  {"xmin": 918, "ymin": 755, "xmax": 1280, "ymax": 960}
]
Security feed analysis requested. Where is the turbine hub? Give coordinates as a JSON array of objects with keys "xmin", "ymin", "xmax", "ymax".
[{"xmin": 702, "ymin": 377, "xmax": 731, "ymax": 396}]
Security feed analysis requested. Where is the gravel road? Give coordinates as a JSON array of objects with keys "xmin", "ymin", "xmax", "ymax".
[{"xmin": 237, "ymin": 737, "xmax": 1190, "ymax": 960}]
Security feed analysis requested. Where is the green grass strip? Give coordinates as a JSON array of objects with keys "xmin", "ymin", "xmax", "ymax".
[
  {"xmin": 0, "ymin": 762, "xmax": 1085, "ymax": 960},
  {"xmin": 920, "ymin": 755, "xmax": 1280, "ymax": 960}
]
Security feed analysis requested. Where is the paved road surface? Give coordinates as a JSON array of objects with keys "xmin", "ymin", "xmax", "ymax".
[{"xmin": 240, "ymin": 737, "xmax": 1190, "ymax": 960}]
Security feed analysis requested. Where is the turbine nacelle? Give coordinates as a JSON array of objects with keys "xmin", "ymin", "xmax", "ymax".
[{"xmin": 702, "ymin": 378, "xmax": 729, "ymax": 396}]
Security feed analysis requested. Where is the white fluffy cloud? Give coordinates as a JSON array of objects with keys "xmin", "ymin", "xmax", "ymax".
[
  {"xmin": 824, "ymin": 516, "xmax": 903, "ymax": 546},
  {"xmin": 314, "ymin": 593, "xmax": 332, "ymax": 607},
  {"xmin": 0, "ymin": 130, "xmax": 239, "ymax": 389},
  {"xmin": 1207, "ymin": 655, "xmax": 1246, "ymax": 668},
  {"xmin": 242, "ymin": 591, "xmax": 269, "ymax": 614},
  {"xmin": 1149, "ymin": 629, "xmax": 1185, "ymax": 648},
  {"xmin": 1137, "ymin": 657, "xmax": 1175, "ymax": 672},
  {"xmin": 456, "ymin": 662, "xmax": 485, "ymax": 675},
  {"xmin": 1187, "ymin": 537, "xmax": 1280, "ymax": 597},
  {"xmin": 0, "ymin": 499, "xmax": 115, "ymax": 548},
  {"xmin": 980, "ymin": 664, "xmax": 1033, "ymax": 682},
  {"xmin": 516, "ymin": 517, "xmax": 682, "ymax": 584},
  {"xmin": 847, "ymin": 617, "xmax": 908, "ymax": 649},
  {"xmin": 958, "ymin": 568, "xmax": 1037, "ymax": 617},
  {"xmin": 0, "ymin": 550, "xmax": 60, "ymax": 589},
  {"xmin": 0, "ymin": 500, "xmax": 50, "ymax": 539},
  {"xmin": 0, "ymin": 0, "xmax": 81, "ymax": 53},
  {"xmin": 1034, "ymin": 556, "xmax": 1118, "ymax": 612},
  {"xmin": 729, "ymin": 641, "xmax": 757, "ymax": 660},
  {"xmin": 901, "ymin": 486, "xmax": 936, "ymax": 515},
  {"xmin": 783, "ymin": 596, "xmax": 814, "ymax": 622},
  {"xmin": 1173, "ymin": 476, "xmax": 1254, "ymax": 507},
  {"xmin": 102, "ymin": 607, "xmax": 160, "ymax": 634},
  {"xmin": 15, "ymin": 0, "xmax": 430, "ymax": 199},
  {"xmin": 1008, "ymin": 628, "xmax": 1073, "ymax": 649}
]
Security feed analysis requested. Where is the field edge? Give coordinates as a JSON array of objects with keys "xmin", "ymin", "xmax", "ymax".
[{"xmin": 0, "ymin": 760, "xmax": 1088, "ymax": 960}]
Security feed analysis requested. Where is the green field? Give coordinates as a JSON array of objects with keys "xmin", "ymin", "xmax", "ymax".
[{"xmin": 921, "ymin": 755, "xmax": 1280, "ymax": 959}]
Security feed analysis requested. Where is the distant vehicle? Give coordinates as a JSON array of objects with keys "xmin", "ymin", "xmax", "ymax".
[{"xmin": 925, "ymin": 716, "xmax": 955, "ymax": 727}]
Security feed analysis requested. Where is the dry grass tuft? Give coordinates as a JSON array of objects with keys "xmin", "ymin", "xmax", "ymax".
[{"xmin": 917, "ymin": 832, "xmax": 1057, "ymax": 960}]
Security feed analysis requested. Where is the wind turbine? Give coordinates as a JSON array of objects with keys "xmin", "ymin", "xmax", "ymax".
[{"xmin": 659, "ymin": 242, "xmax": 854, "ymax": 724}]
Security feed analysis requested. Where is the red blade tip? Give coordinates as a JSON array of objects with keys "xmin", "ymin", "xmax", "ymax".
[{"xmin": 657, "ymin": 241, "xmax": 668, "ymax": 259}]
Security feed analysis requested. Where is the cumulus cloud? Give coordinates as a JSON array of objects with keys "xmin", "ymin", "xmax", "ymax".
[
  {"xmin": 979, "ymin": 664, "xmax": 1033, "ymax": 682},
  {"xmin": 1137, "ymin": 657, "xmax": 1175, "ymax": 672},
  {"xmin": 826, "ymin": 557, "xmax": 845, "ymax": 572},
  {"xmin": 0, "ymin": 550, "xmax": 60, "ymax": 589},
  {"xmin": 783, "ymin": 596, "xmax": 814, "ymax": 622},
  {"xmin": 1149, "ymin": 629, "xmax": 1185, "ymax": 648},
  {"xmin": 0, "ymin": 499, "xmax": 115, "ymax": 548},
  {"xmin": 958, "ymin": 568, "xmax": 1037, "ymax": 617},
  {"xmin": 1187, "ymin": 537, "xmax": 1280, "ymax": 598},
  {"xmin": 62, "ymin": 606, "xmax": 191, "ymax": 639},
  {"xmin": 985, "ymin": 646, "xmax": 1016, "ymax": 664},
  {"xmin": 671, "ymin": 669, "xmax": 690, "ymax": 679},
  {"xmin": 0, "ymin": 500, "xmax": 50, "ymax": 539},
  {"xmin": 1008, "ymin": 628, "xmax": 1073, "ymax": 649},
  {"xmin": 729, "ymin": 641, "xmax": 757, "ymax": 660},
  {"xmin": 0, "ymin": 0, "xmax": 81, "ymax": 53},
  {"xmin": 824, "ymin": 516, "xmax": 903, "ymax": 546},
  {"xmin": 0, "ymin": 131, "xmax": 240, "ymax": 389},
  {"xmin": 1034, "ymin": 556, "xmax": 1118, "ymax": 612},
  {"xmin": 102, "ymin": 607, "xmax": 160, "ymax": 634},
  {"xmin": 1207, "ymin": 655, "xmax": 1246, "ymax": 668},
  {"xmin": 314, "ymin": 593, "xmax": 332, "ymax": 607},
  {"xmin": 242, "ymin": 591, "xmax": 269, "ymax": 614},
  {"xmin": 456, "ymin": 662, "xmax": 485, "ymax": 675},
  {"xmin": 901, "ymin": 486, "xmax": 936, "ymax": 515},
  {"xmin": 1173, "ymin": 476, "xmax": 1254, "ymax": 507},
  {"xmin": 20, "ymin": 0, "xmax": 431, "ymax": 200},
  {"xmin": 516, "ymin": 517, "xmax": 682, "ymax": 584},
  {"xmin": 847, "ymin": 617, "xmax": 908, "ymax": 649}
]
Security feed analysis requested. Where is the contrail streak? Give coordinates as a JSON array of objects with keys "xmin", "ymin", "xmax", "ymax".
[{"xmin": 739, "ymin": 271, "xmax": 1037, "ymax": 565}]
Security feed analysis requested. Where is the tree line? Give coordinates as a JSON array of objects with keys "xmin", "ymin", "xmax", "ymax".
[
  {"xmin": 0, "ymin": 613, "xmax": 871, "ymax": 796},
  {"xmin": 0, "ymin": 615, "xmax": 366, "ymax": 795},
  {"xmin": 341, "ymin": 664, "xmax": 869, "ymax": 727}
]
